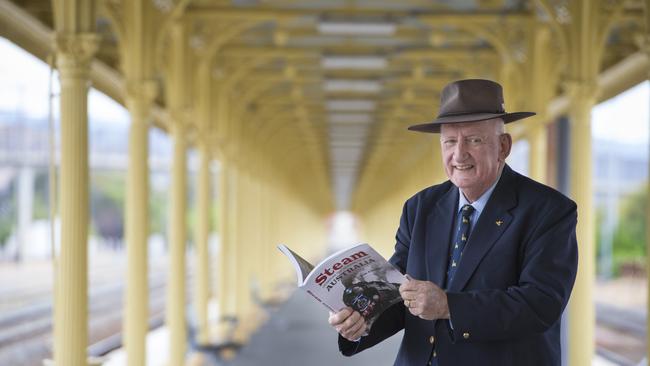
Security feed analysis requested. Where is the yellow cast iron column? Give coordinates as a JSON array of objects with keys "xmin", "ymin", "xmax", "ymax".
[
  {"xmin": 193, "ymin": 58, "xmax": 212, "ymax": 345},
  {"xmin": 234, "ymin": 163, "xmax": 250, "ymax": 341},
  {"xmin": 216, "ymin": 88, "xmax": 238, "ymax": 341},
  {"xmin": 258, "ymin": 160, "xmax": 272, "ymax": 297},
  {"xmin": 222, "ymin": 94, "xmax": 245, "ymax": 342},
  {"xmin": 112, "ymin": 0, "xmax": 160, "ymax": 358},
  {"xmin": 195, "ymin": 137, "xmax": 211, "ymax": 345},
  {"xmin": 217, "ymin": 159, "xmax": 236, "ymax": 340},
  {"xmin": 167, "ymin": 120, "xmax": 188, "ymax": 366},
  {"xmin": 228, "ymin": 161, "xmax": 242, "ymax": 339},
  {"xmin": 51, "ymin": 2, "xmax": 97, "ymax": 365},
  {"xmin": 526, "ymin": 63, "xmax": 548, "ymax": 184},
  {"xmin": 164, "ymin": 19, "xmax": 189, "ymax": 366},
  {"xmin": 113, "ymin": 3, "xmax": 160, "ymax": 362},
  {"xmin": 564, "ymin": 1, "xmax": 610, "ymax": 363},
  {"xmin": 124, "ymin": 81, "xmax": 156, "ymax": 366},
  {"xmin": 230, "ymin": 104, "xmax": 252, "ymax": 339},
  {"xmin": 244, "ymin": 161, "xmax": 261, "ymax": 333},
  {"xmin": 528, "ymin": 124, "xmax": 546, "ymax": 182},
  {"xmin": 235, "ymin": 162, "xmax": 248, "ymax": 338},
  {"xmin": 52, "ymin": 27, "xmax": 98, "ymax": 366},
  {"xmin": 54, "ymin": 34, "xmax": 98, "ymax": 366},
  {"xmin": 567, "ymin": 81, "xmax": 597, "ymax": 366},
  {"xmin": 526, "ymin": 25, "xmax": 557, "ymax": 184},
  {"xmin": 498, "ymin": 61, "xmax": 515, "ymax": 104}
]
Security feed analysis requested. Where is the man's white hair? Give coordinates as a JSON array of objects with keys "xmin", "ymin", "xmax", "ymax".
[
  {"xmin": 483, "ymin": 118, "xmax": 506, "ymax": 134},
  {"xmin": 497, "ymin": 120, "xmax": 505, "ymax": 134}
]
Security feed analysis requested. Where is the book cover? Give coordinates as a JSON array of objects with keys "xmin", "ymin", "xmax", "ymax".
[{"xmin": 278, "ymin": 243, "xmax": 406, "ymax": 327}]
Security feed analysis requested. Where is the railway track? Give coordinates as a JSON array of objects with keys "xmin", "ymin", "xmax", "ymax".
[
  {"xmin": 0, "ymin": 249, "xmax": 195, "ymax": 366},
  {"xmin": 0, "ymin": 276, "xmax": 168, "ymax": 366},
  {"xmin": 596, "ymin": 303, "xmax": 647, "ymax": 366}
]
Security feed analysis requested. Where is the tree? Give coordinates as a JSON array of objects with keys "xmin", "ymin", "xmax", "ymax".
[
  {"xmin": 0, "ymin": 179, "xmax": 15, "ymax": 247},
  {"xmin": 612, "ymin": 182, "xmax": 647, "ymax": 276},
  {"xmin": 90, "ymin": 172, "xmax": 125, "ymax": 242}
]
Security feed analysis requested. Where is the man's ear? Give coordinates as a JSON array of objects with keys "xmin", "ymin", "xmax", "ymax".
[{"xmin": 499, "ymin": 133, "xmax": 512, "ymax": 161}]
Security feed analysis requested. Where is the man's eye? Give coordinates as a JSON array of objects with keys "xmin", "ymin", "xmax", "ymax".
[
  {"xmin": 442, "ymin": 139, "xmax": 456, "ymax": 146},
  {"xmin": 468, "ymin": 137, "xmax": 483, "ymax": 145}
]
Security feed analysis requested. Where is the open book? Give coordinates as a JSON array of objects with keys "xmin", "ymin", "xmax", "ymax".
[{"xmin": 278, "ymin": 243, "xmax": 406, "ymax": 327}]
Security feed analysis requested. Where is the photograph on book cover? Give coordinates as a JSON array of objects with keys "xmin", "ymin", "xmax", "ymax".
[{"xmin": 339, "ymin": 262, "xmax": 403, "ymax": 326}]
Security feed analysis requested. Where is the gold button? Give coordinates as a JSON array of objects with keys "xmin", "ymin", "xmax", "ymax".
[
  {"xmin": 463, "ymin": 332, "xmax": 470, "ymax": 339},
  {"xmin": 433, "ymin": 351, "xmax": 437, "ymax": 357},
  {"xmin": 429, "ymin": 336, "xmax": 435, "ymax": 344}
]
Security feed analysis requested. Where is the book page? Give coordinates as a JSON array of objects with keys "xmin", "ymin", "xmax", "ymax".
[{"xmin": 277, "ymin": 244, "xmax": 315, "ymax": 285}]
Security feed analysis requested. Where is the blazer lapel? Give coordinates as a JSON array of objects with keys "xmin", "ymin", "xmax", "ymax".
[
  {"xmin": 449, "ymin": 166, "xmax": 518, "ymax": 292},
  {"xmin": 425, "ymin": 186, "xmax": 458, "ymax": 287}
]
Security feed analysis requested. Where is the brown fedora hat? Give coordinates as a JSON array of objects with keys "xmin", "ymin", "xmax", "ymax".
[{"xmin": 407, "ymin": 79, "xmax": 535, "ymax": 133}]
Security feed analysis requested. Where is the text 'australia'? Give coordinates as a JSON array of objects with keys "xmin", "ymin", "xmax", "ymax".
[{"xmin": 315, "ymin": 251, "xmax": 371, "ymax": 286}]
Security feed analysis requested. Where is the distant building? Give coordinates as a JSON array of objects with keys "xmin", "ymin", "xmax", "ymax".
[{"xmin": 593, "ymin": 139, "xmax": 648, "ymax": 207}]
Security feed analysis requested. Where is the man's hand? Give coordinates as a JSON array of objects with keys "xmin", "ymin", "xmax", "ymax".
[
  {"xmin": 399, "ymin": 275, "xmax": 450, "ymax": 320},
  {"xmin": 328, "ymin": 307, "xmax": 367, "ymax": 341}
]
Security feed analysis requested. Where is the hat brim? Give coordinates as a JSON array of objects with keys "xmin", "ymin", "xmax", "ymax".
[{"xmin": 407, "ymin": 111, "xmax": 536, "ymax": 133}]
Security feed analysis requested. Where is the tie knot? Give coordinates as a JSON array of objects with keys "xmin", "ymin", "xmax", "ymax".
[{"xmin": 461, "ymin": 204, "xmax": 475, "ymax": 218}]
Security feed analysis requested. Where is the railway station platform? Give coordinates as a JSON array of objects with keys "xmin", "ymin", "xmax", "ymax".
[
  {"xmin": 102, "ymin": 289, "xmax": 625, "ymax": 366},
  {"xmin": 104, "ymin": 290, "xmax": 403, "ymax": 366}
]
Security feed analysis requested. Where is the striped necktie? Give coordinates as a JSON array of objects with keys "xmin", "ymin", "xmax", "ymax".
[{"xmin": 446, "ymin": 204, "xmax": 475, "ymax": 288}]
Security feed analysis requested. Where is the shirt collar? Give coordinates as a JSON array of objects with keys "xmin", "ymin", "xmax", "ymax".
[{"xmin": 457, "ymin": 168, "xmax": 503, "ymax": 216}]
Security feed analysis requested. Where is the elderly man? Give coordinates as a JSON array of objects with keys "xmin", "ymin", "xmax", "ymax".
[{"xmin": 329, "ymin": 79, "xmax": 578, "ymax": 365}]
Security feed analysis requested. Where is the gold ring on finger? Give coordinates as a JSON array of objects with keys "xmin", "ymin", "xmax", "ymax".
[{"xmin": 405, "ymin": 300, "xmax": 410, "ymax": 307}]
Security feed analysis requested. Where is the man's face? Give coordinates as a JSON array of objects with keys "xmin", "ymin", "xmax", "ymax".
[{"xmin": 440, "ymin": 119, "xmax": 512, "ymax": 201}]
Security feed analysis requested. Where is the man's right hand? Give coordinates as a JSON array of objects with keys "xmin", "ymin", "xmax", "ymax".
[{"xmin": 328, "ymin": 307, "xmax": 367, "ymax": 341}]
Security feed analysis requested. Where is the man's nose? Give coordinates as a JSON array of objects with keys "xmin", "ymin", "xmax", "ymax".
[{"xmin": 454, "ymin": 139, "xmax": 469, "ymax": 158}]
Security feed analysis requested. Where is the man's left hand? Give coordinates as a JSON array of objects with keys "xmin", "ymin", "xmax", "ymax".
[{"xmin": 399, "ymin": 275, "xmax": 450, "ymax": 320}]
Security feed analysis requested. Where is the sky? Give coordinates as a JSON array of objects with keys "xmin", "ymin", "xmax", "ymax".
[
  {"xmin": 0, "ymin": 36, "xmax": 648, "ymax": 144},
  {"xmin": 0, "ymin": 37, "xmax": 129, "ymax": 127},
  {"xmin": 592, "ymin": 80, "xmax": 649, "ymax": 145}
]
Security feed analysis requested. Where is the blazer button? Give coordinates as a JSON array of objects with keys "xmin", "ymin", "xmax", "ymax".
[
  {"xmin": 429, "ymin": 336, "xmax": 435, "ymax": 344},
  {"xmin": 463, "ymin": 332, "xmax": 470, "ymax": 339}
]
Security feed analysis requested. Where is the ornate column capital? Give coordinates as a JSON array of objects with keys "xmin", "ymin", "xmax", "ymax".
[
  {"xmin": 562, "ymin": 77, "xmax": 599, "ymax": 104},
  {"xmin": 126, "ymin": 79, "xmax": 159, "ymax": 103},
  {"xmin": 125, "ymin": 79, "xmax": 159, "ymax": 120},
  {"xmin": 192, "ymin": 129, "xmax": 207, "ymax": 149},
  {"xmin": 54, "ymin": 33, "xmax": 100, "ymax": 76},
  {"xmin": 168, "ymin": 107, "xmax": 195, "ymax": 134}
]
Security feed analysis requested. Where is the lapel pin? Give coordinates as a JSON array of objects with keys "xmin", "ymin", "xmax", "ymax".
[{"xmin": 495, "ymin": 220, "xmax": 503, "ymax": 226}]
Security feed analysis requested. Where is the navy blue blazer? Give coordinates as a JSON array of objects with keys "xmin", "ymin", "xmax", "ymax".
[{"xmin": 339, "ymin": 165, "xmax": 578, "ymax": 365}]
